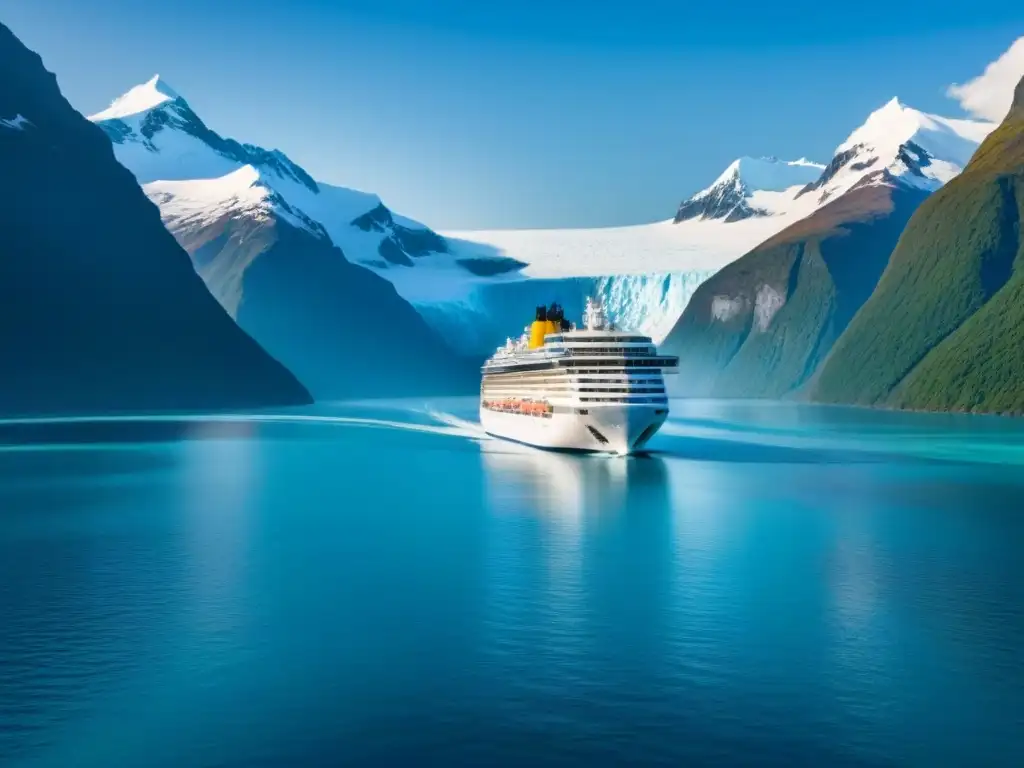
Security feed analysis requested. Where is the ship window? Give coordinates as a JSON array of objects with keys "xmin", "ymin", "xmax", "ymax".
[
  {"xmin": 568, "ymin": 346, "xmax": 652, "ymax": 357},
  {"xmin": 576, "ymin": 408, "xmax": 589, "ymax": 415},
  {"xmin": 578, "ymin": 396, "xmax": 668, "ymax": 404}
]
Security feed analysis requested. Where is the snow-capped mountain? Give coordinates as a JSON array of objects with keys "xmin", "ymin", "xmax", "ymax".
[
  {"xmin": 90, "ymin": 76, "xmax": 447, "ymax": 271},
  {"xmin": 674, "ymin": 100, "xmax": 993, "ymax": 227},
  {"xmin": 89, "ymin": 76, "xmax": 474, "ymax": 397},
  {"xmin": 674, "ymin": 156, "xmax": 824, "ymax": 222},
  {"xmin": 659, "ymin": 99, "xmax": 996, "ymax": 399},
  {"xmin": 797, "ymin": 98, "xmax": 994, "ymax": 203}
]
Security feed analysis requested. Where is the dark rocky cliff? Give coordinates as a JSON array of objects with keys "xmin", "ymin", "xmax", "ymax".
[{"xmin": 0, "ymin": 22, "xmax": 311, "ymax": 415}]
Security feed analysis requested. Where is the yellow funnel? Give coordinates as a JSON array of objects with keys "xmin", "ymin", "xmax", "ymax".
[{"xmin": 529, "ymin": 320, "xmax": 548, "ymax": 349}]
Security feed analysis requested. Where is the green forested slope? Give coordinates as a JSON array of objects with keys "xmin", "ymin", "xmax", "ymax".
[
  {"xmin": 811, "ymin": 76, "xmax": 1024, "ymax": 412},
  {"xmin": 662, "ymin": 183, "xmax": 926, "ymax": 398}
]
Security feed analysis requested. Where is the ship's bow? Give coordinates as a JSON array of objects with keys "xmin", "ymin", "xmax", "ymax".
[{"xmin": 587, "ymin": 405, "xmax": 667, "ymax": 455}]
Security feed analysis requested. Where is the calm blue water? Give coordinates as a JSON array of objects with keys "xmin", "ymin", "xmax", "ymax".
[{"xmin": 2, "ymin": 398, "xmax": 1023, "ymax": 767}]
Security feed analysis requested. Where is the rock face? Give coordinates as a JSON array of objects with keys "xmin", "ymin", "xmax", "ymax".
[
  {"xmin": 0, "ymin": 23, "xmax": 311, "ymax": 416},
  {"xmin": 90, "ymin": 78, "xmax": 474, "ymax": 398},
  {"xmin": 810, "ymin": 75, "xmax": 1024, "ymax": 414}
]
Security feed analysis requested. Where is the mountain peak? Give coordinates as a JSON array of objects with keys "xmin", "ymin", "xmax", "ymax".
[
  {"xmin": 712, "ymin": 156, "xmax": 824, "ymax": 193},
  {"xmin": 145, "ymin": 74, "xmax": 179, "ymax": 99},
  {"xmin": 793, "ymin": 97, "xmax": 996, "ymax": 205},
  {"xmin": 840, "ymin": 98, "xmax": 924, "ymax": 151},
  {"xmin": 1013, "ymin": 74, "xmax": 1024, "ymax": 113},
  {"xmin": 837, "ymin": 97, "xmax": 993, "ymax": 161},
  {"xmin": 88, "ymin": 74, "xmax": 183, "ymax": 121},
  {"xmin": 674, "ymin": 156, "xmax": 823, "ymax": 223}
]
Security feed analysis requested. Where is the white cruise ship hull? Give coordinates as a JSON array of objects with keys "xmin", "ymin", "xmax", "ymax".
[{"xmin": 480, "ymin": 403, "xmax": 667, "ymax": 456}]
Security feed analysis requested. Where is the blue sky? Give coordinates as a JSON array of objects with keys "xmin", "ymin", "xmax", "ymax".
[{"xmin": 6, "ymin": 1, "xmax": 1023, "ymax": 229}]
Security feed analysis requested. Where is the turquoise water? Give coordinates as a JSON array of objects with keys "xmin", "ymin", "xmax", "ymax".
[{"xmin": 1, "ymin": 398, "xmax": 1023, "ymax": 766}]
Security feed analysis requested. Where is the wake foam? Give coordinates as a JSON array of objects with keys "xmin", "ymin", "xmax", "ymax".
[
  {"xmin": 425, "ymin": 409, "xmax": 491, "ymax": 441},
  {"xmin": 0, "ymin": 409, "xmax": 492, "ymax": 447}
]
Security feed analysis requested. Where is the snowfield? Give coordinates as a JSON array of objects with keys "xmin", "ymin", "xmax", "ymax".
[
  {"xmin": 424, "ymin": 215, "xmax": 827, "ymax": 351},
  {"xmin": 443, "ymin": 213, "xmax": 817, "ymax": 279},
  {"xmin": 424, "ymin": 216, "xmax": 815, "ymax": 350}
]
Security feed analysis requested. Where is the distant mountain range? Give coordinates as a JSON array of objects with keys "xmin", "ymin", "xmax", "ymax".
[
  {"xmin": 0, "ymin": 23, "xmax": 310, "ymax": 416},
  {"xmin": 89, "ymin": 76, "xmax": 474, "ymax": 397},
  {"xmin": 661, "ymin": 98, "xmax": 996, "ymax": 399}
]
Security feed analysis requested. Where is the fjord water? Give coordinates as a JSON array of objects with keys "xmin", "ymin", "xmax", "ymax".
[{"xmin": 1, "ymin": 399, "xmax": 1023, "ymax": 767}]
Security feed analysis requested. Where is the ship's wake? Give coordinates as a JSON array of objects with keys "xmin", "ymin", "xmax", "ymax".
[
  {"xmin": 0, "ymin": 407, "xmax": 493, "ymax": 451},
  {"xmin": 424, "ymin": 409, "xmax": 491, "ymax": 440}
]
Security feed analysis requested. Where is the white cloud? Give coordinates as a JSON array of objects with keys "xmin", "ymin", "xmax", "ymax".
[{"xmin": 947, "ymin": 37, "xmax": 1024, "ymax": 122}]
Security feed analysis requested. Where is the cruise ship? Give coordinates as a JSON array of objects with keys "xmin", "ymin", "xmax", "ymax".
[{"xmin": 480, "ymin": 297, "xmax": 679, "ymax": 455}]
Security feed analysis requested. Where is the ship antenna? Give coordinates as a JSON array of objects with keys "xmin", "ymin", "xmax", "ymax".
[{"xmin": 584, "ymin": 296, "xmax": 607, "ymax": 331}]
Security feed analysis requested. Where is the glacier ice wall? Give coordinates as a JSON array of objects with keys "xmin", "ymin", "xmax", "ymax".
[{"xmin": 411, "ymin": 270, "xmax": 715, "ymax": 356}]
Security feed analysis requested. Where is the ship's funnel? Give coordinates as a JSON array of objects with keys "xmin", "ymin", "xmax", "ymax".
[
  {"xmin": 529, "ymin": 320, "xmax": 547, "ymax": 349},
  {"xmin": 530, "ymin": 303, "xmax": 562, "ymax": 348}
]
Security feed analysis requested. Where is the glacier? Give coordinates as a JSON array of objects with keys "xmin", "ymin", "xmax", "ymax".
[
  {"xmin": 411, "ymin": 269, "xmax": 714, "ymax": 356},
  {"xmin": 434, "ymin": 202, "xmax": 829, "ymax": 354}
]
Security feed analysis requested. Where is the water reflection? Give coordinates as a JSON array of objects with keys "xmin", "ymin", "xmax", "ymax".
[
  {"xmin": 478, "ymin": 444, "xmax": 676, "ymax": 696},
  {"xmin": 478, "ymin": 445, "xmax": 670, "ymax": 596},
  {"xmin": 180, "ymin": 420, "xmax": 260, "ymax": 639},
  {"xmin": 480, "ymin": 442, "xmax": 670, "ymax": 521}
]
